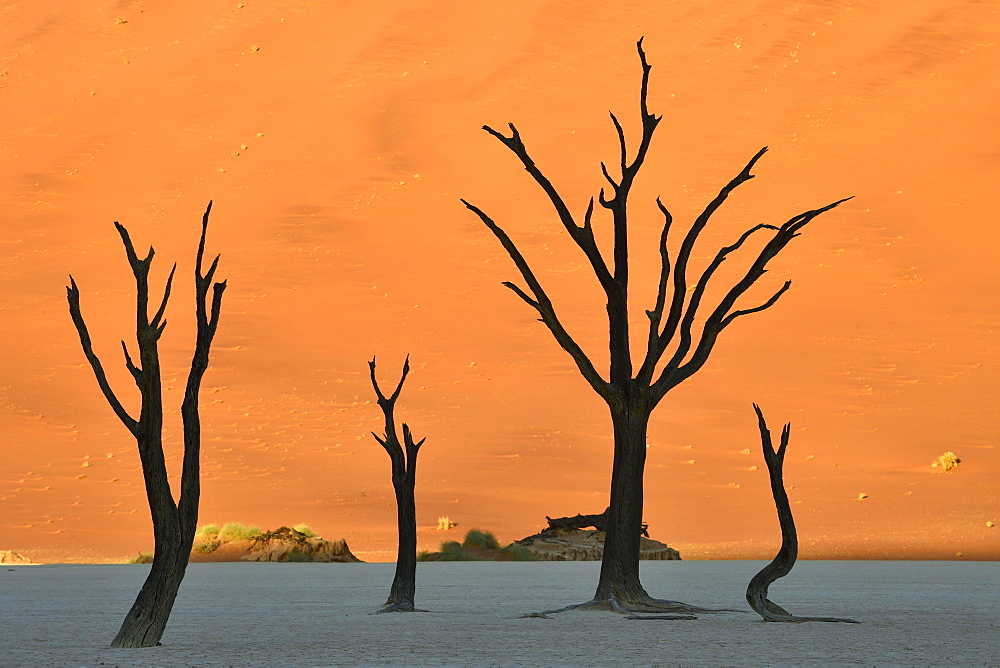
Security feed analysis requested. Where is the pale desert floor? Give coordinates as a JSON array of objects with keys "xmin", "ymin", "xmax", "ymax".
[{"xmin": 1, "ymin": 561, "xmax": 996, "ymax": 665}]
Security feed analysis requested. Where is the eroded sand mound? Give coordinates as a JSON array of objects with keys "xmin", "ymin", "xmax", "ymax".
[
  {"xmin": 0, "ymin": 550, "xmax": 32, "ymax": 565},
  {"xmin": 191, "ymin": 526, "xmax": 361, "ymax": 563},
  {"xmin": 512, "ymin": 527, "xmax": 680, "ymax": 561},
  {"xmin": 244, "ymin": 526, "xmax": 361, "ymax": 563}
]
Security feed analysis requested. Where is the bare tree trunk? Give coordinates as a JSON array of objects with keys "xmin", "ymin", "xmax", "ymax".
[
  {"xmin": 387, "ymin": 466, "xmax": 418, "ymax": 607},
  {"xmin": 111, "ymin": 541, "xmax": 189, "ymax": 647},
  {"xmin": 369, "ymin": 357, "xmax": 426, "ymax": 613},
  {"xmin": 746, "ymin": 405, "xmax": 858, "ymax": 624},
  {"xmin": 595, "ymin": 403, "xmax": 649, "ymax": 604},
  {"xmin": 68, "ymin": 203, "xmax": 225, "ymax": 647}
]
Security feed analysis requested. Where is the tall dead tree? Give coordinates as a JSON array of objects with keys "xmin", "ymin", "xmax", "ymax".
[
  {"xmin": 746, "ymin": 404, "xmax": 858, "ymax": 623},
  {"xmin": 369, "ymin": 356, "xmax": 426, "ymax": 612},
  {"xmin": 67, "ymin": 202, "xmax": 226, "ymax": 647},
  {"xmin": 462, "ymin": 39, "xmax": 851, "ymax": 614}
]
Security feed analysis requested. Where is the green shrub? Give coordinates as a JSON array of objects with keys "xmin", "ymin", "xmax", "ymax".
[
  {"xmin": 126, "ymin": 552, "xmax": 154, "ymax": 564},
  {"xmin": 195, "ymin": 523, "xmax": 219, "ymax": 537},
  {"xmin": 439, "ymin": 540, "xmax": 483, "ymax": 561},
  {"xmin": 416, "ymin": 549, "xmax": 434, "ymax": 562},
  {"xmin": 462, "ymin": 528, "xmax": 500, "ymax": 551},
  {"xmin": 218, "ymin": 522, "xmax": 262, "ymax": 541},
  {"xmin": 500, "ymin": 544, "xmax": 537, "ymax": 561},
  {"xmin": 193, "ymin": 540, "xmax": 221, "ymax": 554},
  {"xmin": 292, "ymin": 524, "xmax": 318, "ymax": 538}
]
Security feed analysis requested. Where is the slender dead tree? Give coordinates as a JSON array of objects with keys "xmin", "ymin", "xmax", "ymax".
[
  {"xmin": 369, "ymin": 355, "xmax": 426, "ymax": 613},
  {"xmin": 747, "ymin": 404, "xmax": 859, "ymax": 623},
  {"xmin": 66, "ymin": 202, "xmax": 226, "ymax": 647},
  {"xmin": 462, "ymin": 39, "xmax": 851, "ymax": 615}
]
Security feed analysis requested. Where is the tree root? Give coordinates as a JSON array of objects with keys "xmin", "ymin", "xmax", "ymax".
[
  {"xmin": 372, "ymin": 600, "xmax": 428, "ymax": 614},
  {"xmin": 520, "ymin": 595, "xmax": 731, "ymax": 620}
]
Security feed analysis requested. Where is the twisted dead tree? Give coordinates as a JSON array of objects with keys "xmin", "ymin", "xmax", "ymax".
[
  {"xmin": 66, "ymin": 202, "xmax": 226, "ymax": 647},
  {"xmin": 462, "ymin": 38, "xmax": 851, "ymax": 617},
  {"xmin": 369, "ymin": 356, "xmax": 426, "ymax": 613},
  {"xmin": 746, "ymin": 404, "xmax": 859, "ymax": 623},
  {"xmin": 545, "ymin": 508, "xmax": 648, "ymax": 537}
]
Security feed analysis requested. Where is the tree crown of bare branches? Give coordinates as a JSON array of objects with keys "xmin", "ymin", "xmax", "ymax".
[{"xmin": 462, "ymin": 38, "xmax": 851, "ymax": 409}]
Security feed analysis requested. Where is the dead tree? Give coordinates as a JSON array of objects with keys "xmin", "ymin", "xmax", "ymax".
[
  {"xmin": 546, "ymin": 507, "xmax": 649, "ymax": 537},
  {"xmin": 369, "ymin": 356, "xmax": 426, "ymax": 613},
  {"xmin": 462, "ymin": 38, "xmax": 851, "ymax": 616},
  {"xmin": 746, "ymin": 405, "xmax": 859, "ymax": 623},
  {"xmin": 66, "ymin": 203, "xmax": 226, "ymax": 647}
]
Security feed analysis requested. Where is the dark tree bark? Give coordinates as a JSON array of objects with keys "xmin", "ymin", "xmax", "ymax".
[
  {"xmin": 462, "ymin": 38, "xmax": 851, "ymax": 616},
  {"xmin": 746, "ymin": 405, "xmax": 859, "ymax": 623},
  {"xmin": 369, "ymin": 356, "xmax": 426, "ymax": 613},
  {"xmin": 546, "ymin": 507, "xmax": 651, "ymax": 536},
  {"xmin": 66, "ymin": 203, "xmax": 226, "ymax": 647}
]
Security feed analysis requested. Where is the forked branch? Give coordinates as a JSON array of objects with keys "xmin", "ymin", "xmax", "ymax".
[
  {"xmin": 650, "ymin": 196, "xmax": 852, "ymax": 396},
  {"xmin": 480, "ymin": 124, "xmax": 614, "ymax": 291},
  {"xmin": 369, "ymin": 356, "xmax": 424, "ymax": 466},
  {"xmin": 179, "ymin": 201, "xmax": 227, "ymax": 525},
  {"xmin": 460, "ymin": 199, "xmax": 611, "ymax": 400}
]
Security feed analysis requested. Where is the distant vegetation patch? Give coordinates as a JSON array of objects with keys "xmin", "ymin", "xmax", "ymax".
[
  {"xmin": 125, "ymin": 552, "xmax": 154, "ymax": 564},
  {"xmin": 193, "ymin": 540, "xmax": 221, "ymax": 554},
  {"xmin": 291, "ymin": 523, "xmax": 318, "ymax": 538},
  {"xmin": 462, "ymin": 528, "xmax": 500, "ymax": 550},
  {"xmin": 418, "ymin": 529, "xmax": 537, "ymax": 562},
  {"xmin": 195, "ymin": 523, "xmax": 220, "ymax": 537},
  {"xmin": 218, "ymin": 522, "xmax": 263, "ymax": 541}
]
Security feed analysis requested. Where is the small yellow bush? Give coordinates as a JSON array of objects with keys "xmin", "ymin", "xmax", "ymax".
[{"xmin": 932, "ymin": 451, "xmax": 960, "ymax": 472}]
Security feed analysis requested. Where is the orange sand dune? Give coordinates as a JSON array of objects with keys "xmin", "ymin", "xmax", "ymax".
[{"xmin": 1, "ymin": 1, "xmax": 997, "ymax": 563}]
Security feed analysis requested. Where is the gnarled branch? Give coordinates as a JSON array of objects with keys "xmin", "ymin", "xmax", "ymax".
[
  {"xmin": 746, "ymin": 404, "xmax": 859, "ymax": 624},
  {"xmin": 66, "ymin": 278, "xmax": 138, "ymax": 434},
  {"xmin": 461, "ymin": 199, "xmax": 611, "ymax": 400},
  {"xmin": 480, "ymin": 124, "xmax": 615, "ymax": 291}
]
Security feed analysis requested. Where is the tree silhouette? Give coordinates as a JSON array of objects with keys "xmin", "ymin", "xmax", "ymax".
[
  {"xmin": 462, "ymin": 39, "xmax": 851, "ymax": 615},
  {"xmin": 66, "ymin": 203, "xmax": 226, "ymax": 646},
  {"xmin": 746, "ymin": 404, "xmax": 859, "ymax": 623},
  {"xmin": 369, "ymin": 356, "xmax": 426, "ymax": 612}
]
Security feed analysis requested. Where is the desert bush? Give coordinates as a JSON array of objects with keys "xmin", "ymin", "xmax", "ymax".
[
  {"xmin": 932, "ymin": 451, "xmax": 960, "ymax": 472},
  {"xmin": 436, "ymin": 516, "xmax": 455, "ymax": 531},
  {"xmin": 462, "ymin": 528, "xmax": 500, "ymax": 550},
  {"xmin": 126, "ymin": 552, "xmax": 154, "ymax": 564},
  {"xmin": 193, "ymin": 540, "xmax": 221, "ymax": 554},
  {"xmin": 440, "ymin": 540, "xmax": 483, "ymax": 561},
  {"xmin": 416, "ymin": 549, "xmax": 434, "ymax": 562},
  {"xmin": 499, "ymin": 544, "xmax": 537, "ymax": 561},
  {"xmin": 218, "ymin": 522, "xmax": 262, "ymax": 541},
  {"xmin": 292, "ymin": 523, "xmax": 318, "ymax": 538},
  {"xmin": 195, "ymin": 523, "xmax": 220, "ymax": 537}
]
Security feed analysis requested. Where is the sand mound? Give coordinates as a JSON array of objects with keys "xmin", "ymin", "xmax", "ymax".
[
  {"xmin": 0, "ymin": 550, "xmax": 32, "ymax": 565},
  {"xmin": 191, "ymin": 526, "xmax": 361, "ymax": 563},
  {"xmin": 244, "ymin": 526, "xmax": 361, "ymax": 563},
  {"xmin": 512, "ymin": 527, "xmax": 681, "ymax": 561}
]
